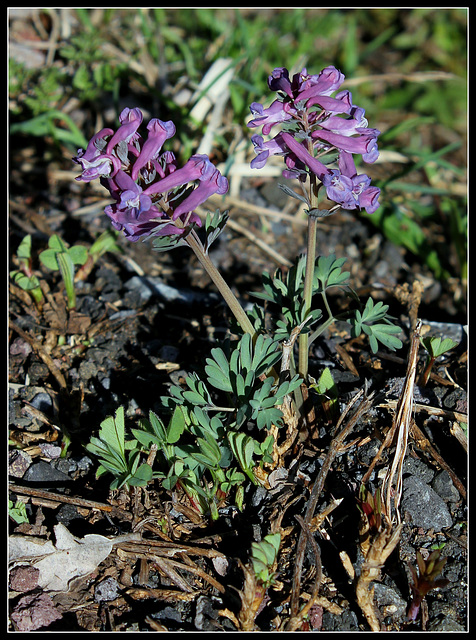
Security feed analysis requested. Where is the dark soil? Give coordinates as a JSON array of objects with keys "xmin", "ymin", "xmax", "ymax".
[{"xmin": 9, "ymin": 166, "xmax": 467, "ymax": 631}]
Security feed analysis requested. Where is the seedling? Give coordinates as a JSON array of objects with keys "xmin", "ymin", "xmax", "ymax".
[
  {"xmin": 76, "ymin": 229, "xmax": 123, "ymax": 281},
  {"xmin": 347, "ymin": 297, "xmax": 403, "ymax": 354},
  {"xmin": 10, "ymin": 235, "xmax": 45, "ymax": 309},
  {"xmin": 357, "ymin": 485, "xmax": 386, "ymax": 557},
  {"xmin": 419, "ymin": 335, "xmax": 459, "ymax": 386},
  {"xmin": 310, "ymin": 367, "xmax": 338, "ymax": 424},
  {"xmin": 39, "ymin": 234, "xmax": 88, "ymax": 310},
  {"xmin": 250, "ymin": 532, "xmax": 281, "ymax": 587},
  {"xmin": 407, "ymin": 549, "xmax": 449, "ymax": 621}
]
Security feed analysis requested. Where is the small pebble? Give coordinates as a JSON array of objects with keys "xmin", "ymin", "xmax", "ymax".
[
  {"xmin": 94, "ymin": 577, "xmax": 121, "ymax": 603},
  {"xmin": 9, "ymin": 565, "xmax": 40, "ymax": 593}
]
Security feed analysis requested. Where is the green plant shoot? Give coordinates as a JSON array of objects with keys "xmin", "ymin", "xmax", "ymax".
[
  {"xmin": 419, "ymin": 335, "xmax": 459, "ymax": 386},
  {"xmin": 39, "ymin": 234, "xmax": 88, "ymax": 310}
]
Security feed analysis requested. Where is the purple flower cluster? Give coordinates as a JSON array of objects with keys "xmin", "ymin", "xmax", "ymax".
[
  {"xmin": 73, "ymin": 108, "xmax": 228, "ymax": 241},
  {"xmin": 248, "ymin": 66, "xmax": 381, "ymax": 214}
]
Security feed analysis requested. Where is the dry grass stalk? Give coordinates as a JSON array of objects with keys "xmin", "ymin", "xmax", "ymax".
[
  {"xmin": 361, "ymin": 319, "xmax": 422, "ymax": 498},
  {"xmin": 382, "ymin": 319, "xmax": 422, "ymax": 524}
]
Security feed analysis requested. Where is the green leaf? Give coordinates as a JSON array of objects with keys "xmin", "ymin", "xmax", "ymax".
[
  {"xmin": 205, "ymin": 347, "xmax": 233, "ymax": 392},
  {"xmin": 68, "ymin": 244, "xmax": 88, "ymax": 266},
  {"xmin": 203, "ymin": 209, "xmax": 230, "ymax": 253},
  {"xmin": 314, "ymin": 254, "xmax": 350, "ymax": 291},
  {"xmin": 314, "ymin": 367, "xmax": 337, "ymax": 397},
  {"xmin": 130, "ymin": 428, "xmax": 159, "ymax": 449},
  {"xmin": 228, "ymin": 432, "xmax": 257, "ymax": 483},
  {"xmin": 10, "ymin": 270, "xmax": 41, "ymax": 292},
  {"xmin": 128, "ymin": 462, "xmax": 153, "ymax": 487},
  {"xmin": 99, "ymin": 406, "xmax": 126, "ymax": 459},
  {"xmin": 166, "ymin": 406, "xmax": 187, "ymax": 443},
  {"xmin": 183, "ymin": 390, "xmax": 210, "ymax": 406},
  {"xmin": 39, "ymin": 248, "xmax": 60, "ymax": 271},
  {"xmin": 16, "ymin": 235, "xmax": 32, "ymax": 262},
  {"xmin": 366, "ymin": 324, "xmax": 403, "ymax": 353},
  {"xmin": 420, "ymin": 336, "xmax": 459, "ymax": 357}
]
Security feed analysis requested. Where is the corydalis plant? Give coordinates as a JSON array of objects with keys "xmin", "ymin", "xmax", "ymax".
[
  {"xmin": 73, "ymin": 107, "xmax": 255, "ymax": 337},
  {"xmin": 73, "ymin": 108, "xmax": 227, "ymax": 241},
  {"xmin": 248, "ymin": 66, "xmax": 382, "ymax": 380}
]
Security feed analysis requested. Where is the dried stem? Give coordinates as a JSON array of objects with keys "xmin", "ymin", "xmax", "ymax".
[{"xmin": 382, "ymin": 319, "xmax": 421, "ymax": 523}]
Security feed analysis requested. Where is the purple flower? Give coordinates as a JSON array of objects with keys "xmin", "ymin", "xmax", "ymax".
[
  {"xmin": 144, "ymin": 154, "xmax": 218, "ymax": 196},
  {"xmin": 247, "ymin": 99, "xmax": 295, "ymax": 135},
  {"xmin": 267, "ymin": 67, "xmax": 294, "ymax": 97},
  {"xmin": 105, "ymin": 107, "xmax": 143, "ymax": 156},
  {"xmin": 142, "ymin": 154, "xmax": 229, "ymax": 218},
  {"xmin": 312, "ymin": 128, "xmax": 380, "ymax": 163},
  {"xmin": 104, "ymin": 170, "xmax": 166, "ymax": 241},
  {"xmin": 247, "ymin": 65, "xmax": 381, "ymax": 214},
  {"xmin": 295, "ymin": 66, "xmax": 345, "ymax": 103},
  {"xmin": 322, "ymin": 171, "xmax": 357, "ymax": 210},
  {"xmin": 74, "ymin": 108, "xmax": 229, "ymax": 242},
  {"xmin": 131, "ymin": 118, "xmax": 176, "ymax": 181},
  {"xmin": 172, "ymin": 167, "xmax": 228, "ymax": 218},
  {"xmin": 250, "ymin": 133, "xmax": 288, "ymax": 169},
  {"xmin": 332, "ymin": 151, "xmax": 381, "ymax": 214},
  {"xmin": 280, "ymin": 132, "xmax": 332, "ymax": 182},
  {"xmin": 73, "ymin": 128, "xmax": 121, "ymax": 181}
]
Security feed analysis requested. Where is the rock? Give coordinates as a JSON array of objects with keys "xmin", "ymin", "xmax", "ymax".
[
  {"xmin": 38, "ymin": 443, "xmax": 62, "ymax": 459},
  {"xmin": 78, "ymin": 360, "xmax": 98, "ymax": 381},
  {"xmin": 22, "ymin": 461, "xmax": 72, "ymax": 485},
  {"xmin": 402, "ymin": 457, "xmax": 435, "ymax": 484},
  {"xmin": 10, "ymin": 592, "xmax": 62, "ymax": 631},
  {"xmin": 373, "ymin": 582, "xmax": 407, "ymax": 621},
  {"xmin": 94, "ymin": 577, "xmax": 121, "ymax": 603},
  {"xmin": 9, "ymin": 565, "xmax": 40, "ymax": 593},
  {"xmin": 428, "ymin": 616, "xmax": 466, "ymax": 631},
  {"xmin": 323, "ymin": 608, "xmax": 359, "ymax": 631},
  {"xmin": 30, "ymin": 392, "xmax": 53, "ymax": 412},
  {"xmin": 9, "ymin": 449, "xmax": 32, "ymax": 478},
  {"xmin": 402, "ymin": 475, "xmax": 452, "ymax": 530},
  {"xmin": 194, "ymin": 595, "xmax": 223, "ymax": 631},
  {"xmin": 432, "ymin": 470, "xmax": 460, "ymax": 503}
]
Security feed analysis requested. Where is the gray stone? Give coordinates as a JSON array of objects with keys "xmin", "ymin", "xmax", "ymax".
[
  {"xmin": 22, "ymin": 461, "xmax": 72, "ymax": 485},
  {"xmin": 373, "ymin": 582, "xmax": 407, "ymax": 621},
  {"xmin": 94, "ymin": 577, "xmax": 121, "ymax": 603},
  {"xmin": 432, "ymin": 470, "xmax": 460, "ymax": 503},
  {"xmin": 428, "ymin": 616, "xmax": 466, "ymax": 632},
  {"xmin": 402, "ymin": 475, "xmax": 452, "ymax": 530}
]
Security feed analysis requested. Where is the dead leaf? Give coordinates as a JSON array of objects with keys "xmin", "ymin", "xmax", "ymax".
[{"xmin": 9, "ymin": 523, "xmax": 114, "ymax": 592}]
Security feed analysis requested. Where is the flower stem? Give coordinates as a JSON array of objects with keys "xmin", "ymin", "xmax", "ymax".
[
  {"xmin": 185, "ymin": 231, "xmax": 257, "ymax": 339},
  {"xmin": 298, "ymin": 175, "xmax": 319, "ymax": 380}
]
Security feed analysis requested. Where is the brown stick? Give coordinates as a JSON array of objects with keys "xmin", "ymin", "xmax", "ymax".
[{"xmin": 8, "ymin": 483, "xmax": 131, "ymax": 518}]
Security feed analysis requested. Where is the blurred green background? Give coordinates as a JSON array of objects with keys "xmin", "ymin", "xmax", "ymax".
[{"xmin": 9, "ymin": 8, "xmax": 467, "ymax": 285}]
